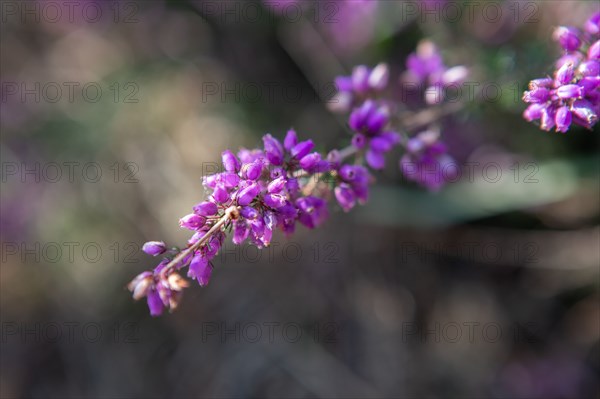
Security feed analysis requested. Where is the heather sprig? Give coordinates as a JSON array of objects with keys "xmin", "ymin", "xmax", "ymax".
[
  {"xmin": 523, "ymin": 12, "xmax": 600, "ymax": 132},
  {"xmin": 129, "ymin": 40, "xmax": 471, "ymax": 316}
]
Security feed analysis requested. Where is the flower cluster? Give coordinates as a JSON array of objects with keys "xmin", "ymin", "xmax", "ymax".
[
  {"xmin": 523, "ymin": 12, "xmax": 600, "ymax": 132},
  {"xmin": 130, "ymin": 41, "xmax": 471, "ymax": 316},
  {"xmin": 404, "ymin": 40, "xmax": 469, "ymax": 105},
  {"xmin": 129, "ymin": 129, "xmax": 367, "ymax": 315},
  {"xmin": 330, "ymin": 41, "xmax": 466, "ymax": 191}
]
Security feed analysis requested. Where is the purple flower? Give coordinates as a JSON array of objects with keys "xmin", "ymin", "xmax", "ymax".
[
  {"xmin": 146, "ymin": 289, "xmax": 164, "ymax": 316},
  {"xmin": 403, "ymin": 40, "xmax": 469, "ymax": 104},
  {"xmin": 585, "ymin": 12, "xmax": 600, "ymax": 35},
  {"xmin": 399, "ymin": 131, "xmax": 458, "ymax": 191},
  {"xmin": 188, "ymin": 253, "xmax": 212, "ymax": 286},
  {"xmin": 284, "ymin": 128, "xmax": 298, "ymax": 151},
  {"xmin": 263, "ymin": 134, "xmax": 284, "ymax": 166},
  {"xmin": 221, "ymin": 150, "xmax": 240, "ymax": 173},
  {"xmin": 142, "ymin": 241, "xmax": 167, "ymax": 256},
  {"xmin": 237, "ymin": 182, "xmax": 261, "ymax": 206},
  {"xmin": 334, "ymin": 183, "xmax": 356, "ymax": 212},
  {"xmin": 179, "ymin": 214, "xmax": 206, "ymax": 230},
  {"xmin": 194, "ymin": 201, "xmax": 218, "ymax": 216},
  {"xmin": 405, "ymin": 40, "xmax": 445, "ymax": 85},
  {"xmin": 523, "ymin": 14, "xmax": 600, "ymax": 132},
  {"xmin": 553, "ymin": 27, "xmax": 582, "ymax": 52},
  {"xmin": 291, "ymin": 140, "xmax": 314, "ymax": 159},
  {"xmin": 242, "ymin": 160, "xmax": 264, "ymax": 181},
  {"xmin": 330, "ymin": 63, "xmax": 390, "ymax": 112},
  {"xmin": 348, "ymin": 100, "xmax": 400, "ymax": 169}
]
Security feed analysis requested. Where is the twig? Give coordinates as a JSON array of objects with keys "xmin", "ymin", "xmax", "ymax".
[{"xmin": 161, "ymin": 206, "xmax": 239, "ymax": 275}]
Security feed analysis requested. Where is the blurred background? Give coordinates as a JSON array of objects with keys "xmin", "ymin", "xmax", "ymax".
[{"xmin": 1, "ymin": 0, "xmax": 599, "ymax": 398}]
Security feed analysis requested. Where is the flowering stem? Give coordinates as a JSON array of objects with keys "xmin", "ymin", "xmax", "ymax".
[{"xmin": 161, "ymin": 206, "xmax": 239, "ymax": 275}]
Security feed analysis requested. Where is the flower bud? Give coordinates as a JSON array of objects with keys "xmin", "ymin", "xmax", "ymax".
[
  {"xmin": 523, "ymin": 87, "xmax": 550, "ymax": 103},
  {"xmin": 555, "ymin": 62, "xmax": 574, "ymax": 85},
  {"xmin": 267, "ymin": 176, "xmax": 286, "ymax": 193},
  {"xmin": 553, "ymin": 26, "xmax": 582, "ymax": 52},
  {"xmin": 366, "ymin": 107, "xmax": 389, "ymax": 133},
  {"xmin": 351, "ymin": 133, "xmax": 366, "ymax": 149},
  {"xmin": 571, "ymin": 99, "xmax": 598, "ymax": 128},
  {"xmin": 299, "ymin": 152, "xmax": 322, "ymax": 171},
  {"xmin": 142, "ymin": 241, "xmax": 167, "ymax": 256},
  {"xmin": 263, "ymin": 134, "xmax": 284, "ymax": 166},
  {"xmin": 442, "ymin": 66, "xmax": 468, "ymax": 86},
  {"xmin": 585, "ymin": 12, "xmax": 600, "ymax": 35},
  {"xmin": 588, "ymin": 40, "xmax": 600, "ymax": 60},
  {"xmin": 555, "ymin": 106, "xmax": 572, "ymax": 133},
  {"xmin": 352, "ymin": 65, "xmax": 370, "ymax": 93},
  {"xmin": 193, "ymin": 201, "xmax": 218, "ymax": 216},
  {"xmin": 366, "ymin": 149, "xmax": 385, "ymax": 170},
  {"xmin": 523, "ymin": 103, "xmax": 545, "ymax": 122},
  {"xmin": 179, "ymin": 214, "xmax": 206, "ymax": 230},
  {"xmin": 368, "ymin": 63, "xmax": 389, "ymax": 91},
  {"xmin": 290, "ymin": 140, "xmax": 314, "ymax": 159},
  {"xmin": 335, "ymin": 183, "xmax": 356, "ymax": 212},
  {"xmin": 264, "ymin": 193, "xmax": 286, "ymax": 208},
  {"xmin": 240, "ymin": 206, "xmax": 259, "ymax": 219},
  {"xmin": 242, "ymin": 160, "xmax": 263, "ymax": 181},
  {"xmin": 188, "ymin": 253, "xmax": 212, "ymax": 287},
  {"xmin": 221, "ymin": 150, "xmax": 240, "ymax": 173},
  {"xmin": 284, "ymin": 128, "xmax": 298, "ymax": 151},
  {"xmin": 578, "ymin": 60, "xmax": 600, "ymax": 77},
  {"xmin": 146, "ymin": 289, "xmax": 164, "ymax": 317},
  {"xmin": 556, "ymin": 84, "xmax": 583, "ymax": 100},
  {"xmin": 237, "ymin": 182, "xmax": 261, "ymax": 206}
]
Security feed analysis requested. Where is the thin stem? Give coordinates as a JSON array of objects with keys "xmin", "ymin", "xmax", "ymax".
[
  {"xmin": 338, "ymin": 146, "xmax": 358, "ymax": 161},
  {"xmin": 161, "ymin": 206, "xmax": 239, "ymax": 275},
  {"xmin": 401, "ymin": 101, "xmax": 464, "ymax": 131}
]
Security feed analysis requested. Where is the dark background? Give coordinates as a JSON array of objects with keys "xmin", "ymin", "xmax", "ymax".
[{"xmin": 1, "ymin": 1, "xmax": 599, "ymax": 398}]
